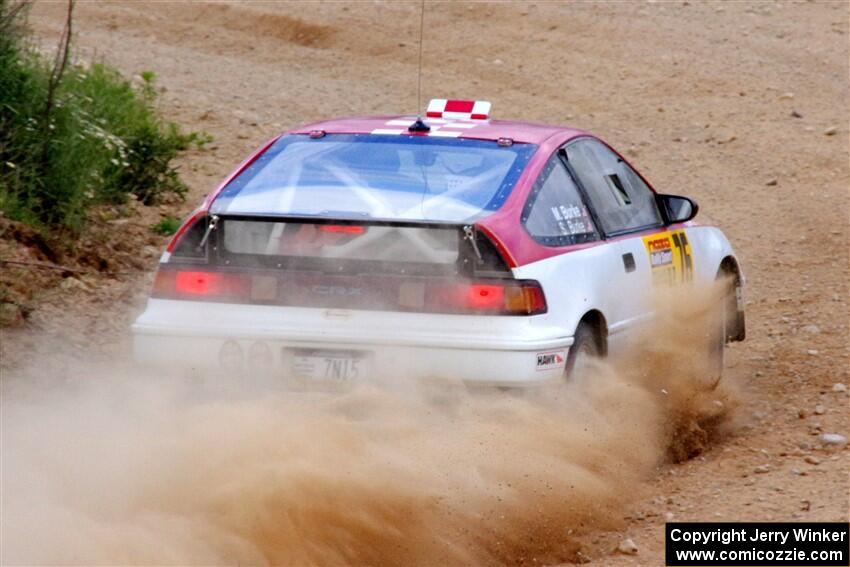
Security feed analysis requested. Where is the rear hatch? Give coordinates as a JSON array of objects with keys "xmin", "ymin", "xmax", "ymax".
[{"xmin": 153, "ymin": 215, "xmax": 545, "ymax": 316}]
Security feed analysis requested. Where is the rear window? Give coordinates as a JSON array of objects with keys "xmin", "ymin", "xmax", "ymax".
[
  {"xmin": 223, "ymin": 220, "xmax": 459, "ymax": 265},
  {"xmin": 210, "ymin": 134, "xmax": 537, "ymax": 223}
]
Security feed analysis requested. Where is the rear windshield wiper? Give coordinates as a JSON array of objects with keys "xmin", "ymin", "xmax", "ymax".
[
  {"xmin": 463, "ymin": 225, "xmax": 482, "ymax": 261},
  {"xmin": 198, "ymin": 214, "xmax": 219, "ymax": 250}
]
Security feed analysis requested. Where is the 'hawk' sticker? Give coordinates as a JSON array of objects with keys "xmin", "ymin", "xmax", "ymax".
[{"xmin": 536, "ymin": 351, "xmax": 566, "ymax": 371}]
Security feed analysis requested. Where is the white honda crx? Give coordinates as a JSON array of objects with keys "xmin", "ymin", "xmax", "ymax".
[{"xmin": 133, "ymin": 100, "xmax": 745, "ymax": 387}]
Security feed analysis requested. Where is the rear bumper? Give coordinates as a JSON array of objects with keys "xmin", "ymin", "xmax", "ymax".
[
  {"xmin": 133, "ymin": 333, "xmax": 572, "ymax": 386},
  {"xmin": 131, "ymin": 299, "xmax": 574, "ymax": 386}
]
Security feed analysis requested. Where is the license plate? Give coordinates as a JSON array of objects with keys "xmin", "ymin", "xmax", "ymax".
[{"xmin": 289, "ymin": 349, "xmax": 368, "ymax": 381}]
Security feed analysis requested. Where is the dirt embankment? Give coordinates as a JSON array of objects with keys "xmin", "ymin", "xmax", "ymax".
[{"xmin": 2, "ymin": 2, "xmax": 848, "ymax": 565}]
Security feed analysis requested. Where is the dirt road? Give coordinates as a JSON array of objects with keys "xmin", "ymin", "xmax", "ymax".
[{"xmin": 8, "ymin": 1, "xmax": 849, "ymax": 564}]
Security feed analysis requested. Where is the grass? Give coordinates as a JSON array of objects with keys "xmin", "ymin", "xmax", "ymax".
[
  {"xmin": 0, "ymin": 0, "xmax": 206, "ymax": 234},
  {"xmin": 150, "ymin": 216, "xmax": 181, "ymax": 236}
]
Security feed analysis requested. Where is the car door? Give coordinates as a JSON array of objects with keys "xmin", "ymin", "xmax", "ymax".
[
  {"xmin": 520, "ymin": 150, "xmax": 640, "ymax": 345},
  {"xmin": 562, "ymin": 138, "xmax": 672, "ymax": 342}
]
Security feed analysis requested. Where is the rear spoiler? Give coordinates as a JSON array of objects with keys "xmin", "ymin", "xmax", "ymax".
[
  {"xmin": 169, "ymin": 213, "xmax": 514, "ymax": 278},
  {"xmin": 211, "ymin": 213, "xmax": 471, "ymax": 230}
]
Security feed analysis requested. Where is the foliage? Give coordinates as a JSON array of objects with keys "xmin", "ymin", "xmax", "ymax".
[
  {"xmin": 150, "ymin": 215, "xmax": 181, "ymax": 236},
  {"xmin": 0, "ymin": 0, "xmax": 203, "ymax": 232}
]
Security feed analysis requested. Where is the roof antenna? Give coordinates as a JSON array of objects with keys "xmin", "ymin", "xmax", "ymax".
[{"xmin": 408, "ymin": 0, "xmax": 430, "ymax": 133}]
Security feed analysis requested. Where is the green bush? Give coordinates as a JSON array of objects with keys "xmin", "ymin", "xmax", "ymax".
[
  {"xmin": 150, "ymin": 215, "xmax": 181, "ymax": 236},
  {"xmin": 0, "ymin": 0, "xmax": 202, "ymax": 232}
]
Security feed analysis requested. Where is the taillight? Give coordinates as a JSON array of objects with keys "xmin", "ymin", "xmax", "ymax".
[
  {"xmin": 175, "ymin": 271, "xmax": 235, "ymax": 296},
  {"xmin": 466, "ymin": 284, "xmax": 505, "ymax": 310},
  {"xmin": 504, "ymin": 284, "xmax": 547, "ymax": 314},
  {"xmin": 153, "ymin": 270, "xmax": 249, "ymax": 300},
  {"xmin": 429, "ymin": 280, "xmax": 546, "ymax": 315},
  {"xmin": 151, "ymin": 269, "xmax": 546, "ymax": 315}
]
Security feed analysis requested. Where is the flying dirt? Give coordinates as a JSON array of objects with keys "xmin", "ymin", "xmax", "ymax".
[
  {"xmin": 4, "ymin": 1, "xmax": 848, "ymax": 565},
  {"xmin": 1, "ymin": 286, "xmax": 737, "ymax": 566}
]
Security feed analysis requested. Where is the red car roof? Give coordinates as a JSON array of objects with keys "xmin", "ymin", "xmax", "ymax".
[{"xmin": 290, "ymin": 115, "xmax": 585, "ymax": 145}]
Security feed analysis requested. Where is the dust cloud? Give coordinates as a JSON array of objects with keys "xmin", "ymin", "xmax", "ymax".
[{"xmin": 1, "ymin": 284, "xmax": 739, "ymax": 566}]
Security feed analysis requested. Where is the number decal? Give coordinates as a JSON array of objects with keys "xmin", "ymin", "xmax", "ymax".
[
  {"xmin": 323, "ymin": 357, "xmax": 360, "ymax": 380},
  {"xmin": 642, "ymin": 229, "xmax": 694, "ymax": 285}
]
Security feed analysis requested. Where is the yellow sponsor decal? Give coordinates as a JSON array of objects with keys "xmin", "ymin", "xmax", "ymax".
[{"xmin": 642, "ymin": 229, "xmax": 694, "ymax": 285}]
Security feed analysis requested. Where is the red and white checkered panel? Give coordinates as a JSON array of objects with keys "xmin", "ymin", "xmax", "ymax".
[{"xmin": 426, "ymin": 99, "xmax": 491, "ymax": 121}]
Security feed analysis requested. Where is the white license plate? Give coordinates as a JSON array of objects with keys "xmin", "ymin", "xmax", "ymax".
[{"xmin": 290, "ymin": 350, "xmax": 368, "ymax": 381}]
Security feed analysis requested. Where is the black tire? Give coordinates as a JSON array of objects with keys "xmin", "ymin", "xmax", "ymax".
[
  {"xmin": 703, "ymin": 276, "xmax": 734, "ymax": 390},
  {"xmin": 565, "ymin": 322, "xmax": 602, "ymax": 379}
]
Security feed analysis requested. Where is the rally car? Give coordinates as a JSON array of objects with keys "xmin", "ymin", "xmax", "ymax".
[{"xmin": 133, "ymin": 99, "xmax": 745, "ymax": 387}]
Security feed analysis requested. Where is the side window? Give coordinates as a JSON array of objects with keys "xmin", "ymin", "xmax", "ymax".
[
  {"xmin": 522, "ymin": 155, "xmax": 598, "ymax": 246},
  {"xmin": 565, "ymin": 139, "xmax": 662, "ymax": 235}
]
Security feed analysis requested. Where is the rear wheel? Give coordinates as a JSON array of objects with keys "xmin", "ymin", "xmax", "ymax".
[{"xmin": 565, "ymin": 322, "xmax": 602, "ymax": 380}]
